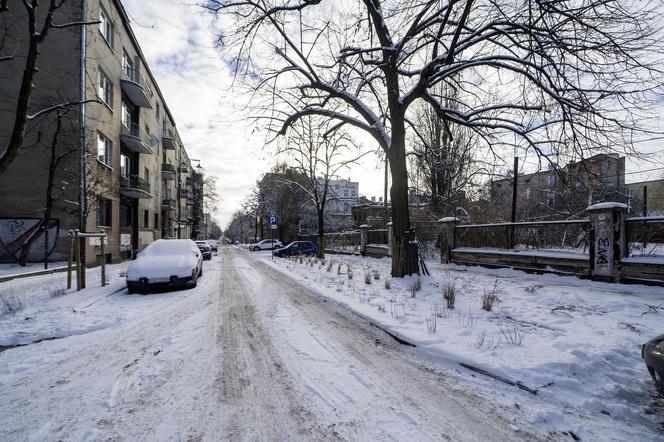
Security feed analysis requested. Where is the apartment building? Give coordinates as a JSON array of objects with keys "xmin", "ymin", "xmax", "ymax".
[
  {"xmin": 490, "ymin": 153, "xmax": 626, "ymax": 220},
  {"xmin": 0, "ymin": 0, "xmax": 201, "ymax": 265}
]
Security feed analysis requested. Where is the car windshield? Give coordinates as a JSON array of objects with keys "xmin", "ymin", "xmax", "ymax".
[{"xmin": 142, "ymin": 240, "xmax": 193, "ymax": 256}]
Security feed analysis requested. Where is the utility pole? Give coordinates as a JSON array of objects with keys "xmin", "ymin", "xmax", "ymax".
[
  {"xmin": 510, "ymin": 156, "xmax": 519, "ymax": 249},
  {"xmin": 384, "ymin": 154, "xmax": 389, "ymax": 222}
]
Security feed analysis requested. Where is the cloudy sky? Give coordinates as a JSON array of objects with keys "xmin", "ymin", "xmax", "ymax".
[
  {"xmin": 122, "ymin": 1, "xmax": 663, "ymax": 229},
  {"xmin": 122, "ymin": 0, "xmax": 386, "ymax": 228}
]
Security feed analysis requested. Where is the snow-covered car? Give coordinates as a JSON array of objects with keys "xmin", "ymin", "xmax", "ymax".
[
  {"xmin": 195, "ymin": 241, "xmax": 213, "ymax": 260},
  {"xmin": 249, "ymin": 239, "xmax": 283, "ymax": 251},
  {"xmin": 126, "ymin": 239, "xmax": 203, "ymax": 294},
  {"xmin": 643, "ymin": 334, "xmax": 664, "ymax": 396},
  {"xmin": 273, "ymin": 241, "xmax": 316, "ymax": 257},
  {"xmin": 207, "ymin": 239, "xmax": 219, "ymax": 252}
]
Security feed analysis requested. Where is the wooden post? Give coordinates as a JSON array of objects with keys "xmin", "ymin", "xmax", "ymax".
[
  {"xmin": 510, "ymin": 156, "xmax": 519, "ymax": 249},
  {"xmin": 100, "ymin": 228, "xmax": 106, "ymax": 287},
  {"xmin": 437, "ymin": 217, "xmax": 458, "ymax": 264},
  {"xmin": 67, "ymin": 231, "xmax": 73, "ymax": 290},
  {"xmin": 387, "ymin": 222, "xmax": 393, "ymax": 257},
  {"xmin": 359, "ymin": 224, "xmax": 369, "ymax": 256},
  {"xmin": 75, "ymin": 230, "xmax": 81, "ymax": 291},
  {"xmin": 642, "ymin": 186, "xmax": 648, "ymax": 249}
]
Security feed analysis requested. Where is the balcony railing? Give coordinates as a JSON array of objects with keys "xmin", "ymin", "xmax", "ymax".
[
  {"xmin": 178, "ymin": 189, "xmax": 191, "ymax": 199},
  {"xmin": 162, "ymin": 163, "xmax": 176, "ymax": 180},
  {"xmin": 121, "ymin": 67, "xmax": 153, "ymax": 108},
  {"xmin": 120, "ymin": 174, "xmax": 152, "ymax": 199},
  {"xmin": 120, "ymin": 122, "xmax": 154, "ymax": 154},
  {"xmin": 162, "ymin": 129, "xmax": 176, "ymax": 150},
  {"xmin": 179, "ymin": 163, "xmax": 189, "ymax": 173}
]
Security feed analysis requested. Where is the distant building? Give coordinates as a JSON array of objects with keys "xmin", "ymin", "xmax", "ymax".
[
  {"xmin": 319, "ymin": 178, "xmax": 359, "ymax": 216},
  {"xmin": 627, "ymin": 179, "xmax": 664, "ymax": 215},
  {"xmin": 490, "ymin": 153, "xmax": 626, "ymax": 220}
]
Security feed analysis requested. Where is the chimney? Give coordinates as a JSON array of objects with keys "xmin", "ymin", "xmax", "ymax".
[{"xmin": 371, "ymin": 196, "xmax": 376, "ymax": 202}]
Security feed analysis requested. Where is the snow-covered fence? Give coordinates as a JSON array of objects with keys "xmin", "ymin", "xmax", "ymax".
[
  {"xmin": 300, "ymin": 231, "xmax": 362, "ymax": 255},
  {"xmin": 439, "ymin": 205, "xmax": 664, "ymax": 285}
]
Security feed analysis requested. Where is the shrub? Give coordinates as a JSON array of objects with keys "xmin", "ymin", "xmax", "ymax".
[
  {"xmin": 1, "ymin": 294, "xmax": 23, "ymax": 315},
  {"xmin": 443, "ymin": 281, "xmax": 456, "ymax": 309},
  {"xmin": 378, "ymin": 303, "xmax": 386, "ymax": 313},
  {"xmin": 364, "ymin": 272, "xmax": 372, "ymax": 284},
  {"xmin": 326, "ymin": 260, "xmax": 333, "ymax": 272},
  {"xmin": 49, "ymin": 287, "xmax": 66, "ymax": 298},
  {"xmin": 482, "ymin": 279, "xmax": 500, "ymax": 311},
  {"xmin": 384, "ymin": 276, "xmax": 391, "ymax": 290},
  {"xmin": 373, "ymin": 270, "xmax": 380, "ymax": 280},
  {"xmin": 347, "ymin": 269, "xmax": 353, "ymax": 280},
  {"xmin": 413, "ymin": 276, "xmax": 422, "ymax": 291},
  {"xmin": 426, "ymin": 313, "xmax": 437, "ymax": 333}
]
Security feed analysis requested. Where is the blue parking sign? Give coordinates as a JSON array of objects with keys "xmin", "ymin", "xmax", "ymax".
[{"xmin": 269, "ymin": 215, "xmax": 278, "ymax": 226}]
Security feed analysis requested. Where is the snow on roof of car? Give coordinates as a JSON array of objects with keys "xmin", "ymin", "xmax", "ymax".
[{"xmin": 143, "ymin": 239, "xmax": 195, "ymax": 255}]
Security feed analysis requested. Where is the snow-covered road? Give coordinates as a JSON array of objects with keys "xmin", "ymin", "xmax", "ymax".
[{"xmin": 0, "ymin": 247, "xmax": 541, "ymax": 441}]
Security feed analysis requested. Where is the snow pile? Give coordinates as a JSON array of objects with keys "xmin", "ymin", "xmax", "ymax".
[{"xmin": 261, "ymin": 252, "xmax": 664, "ymax": 441}]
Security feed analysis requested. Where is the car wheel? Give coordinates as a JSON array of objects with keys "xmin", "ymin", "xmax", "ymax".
[
  {"xmin": 252, "ymin": 246, "xmax": 260, "ymax": 252},
  {"xmin": 127, "ymin": 287, "xmax": 135, "ymax": 295},
  {"xmin": 199, "ymin": 266, "xmax": 203, "ymax": 276}
]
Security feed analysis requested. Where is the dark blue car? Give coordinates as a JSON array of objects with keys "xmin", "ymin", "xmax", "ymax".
[{"xmin": 273, "ymin": 241, "xmax": 317, "ymax": 257}]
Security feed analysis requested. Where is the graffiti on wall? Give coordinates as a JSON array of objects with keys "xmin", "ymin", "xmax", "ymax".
[{"xmin": 0, "ymin": 218, "xmax": 59, "ymax": 261}]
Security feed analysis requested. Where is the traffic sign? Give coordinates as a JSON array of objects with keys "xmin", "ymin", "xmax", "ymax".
[{"xmin": 268, "ymin": 215, "xmax": 278, "ymax": 226}]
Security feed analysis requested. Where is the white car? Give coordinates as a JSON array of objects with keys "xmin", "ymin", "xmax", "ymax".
[
  {"xmin": 249, "ymin": 239, "xmax": 283, "ymax": 251},
  {"xmin": 126, "ymin": 239, "xmax": 203, "ymax": 294}
]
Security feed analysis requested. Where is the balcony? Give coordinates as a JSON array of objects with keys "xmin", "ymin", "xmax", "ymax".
[
  {"xmin": 178, "ymin": 189, "xmax": 190, "ymax": 199},
  {"xmin": 178, "ymin": 163, "xmax": 189, "ymax": 173},
  {"xmin": 120, "ymin": 122, "xmax": 154, "ymax": 154},
  {"xmin": 121, "ymin": 67, "xmax": 153, "ymax": 108},
  {"xmin": 162, "ymin": 163, "xmax": 176, "ymax": 181},
  {"xmin": 120, "ymin": 174, "xmax": 152, "ymax": 199},
  {"xmin": 161, "ymin": 198, "xmax": 175, "ymax": 211},
  {"xmin": 162, "ymin": 129, "xmax": 176, "ymax": 150}
]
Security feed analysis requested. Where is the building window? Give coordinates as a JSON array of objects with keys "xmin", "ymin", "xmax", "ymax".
[
  {"xmin": 546, "ymin": 174, "xmax": 556, "ymax": 186},
  {"xmin": 122, "ymin": 50, "xmax": 134, "ymax": 79},
  {"xmin": 97, "ymin": 132, "xmax": 112, "ymax": 166},
  {"xmin": 144, "ymin": 210, "xmax": 149, "ymax": 228},
  {"xmin": 99, "ymin": 5, "xmax": 113, "ymax": 46},
  {"xmin": 154, "ymin": 213, "xmax": 159, "ymax": 230},
  {"xmin": 121, "ymin": 101, "xmax": 132, "ymax": 128},
  {"xmin": 523, "ymin": 187, "xmax": 531, "ymax": 200},
  {"xmin": 97, "ymin": 197, "xmax": 112, "ymax": 227},
  {"xmin": 120, "ymin": 153, "xmax": 130, "ymax": 178},
  {"xmin": 98, "ymin": 70, "xmax": 113, "ymax": 107},
  {"xmin": 156, "ymin": 103, "xmax": 160, "ymax": 120},
  {"xmin": 144, "ymin": 167, "xmax": 150, "ymax": 184},
  {"xmin": 546, "ymin": 192, "xmax": 555, "ymax": 206},
  {"xmin": 120, "ymin": 204, "xmax": 131, "ymax": 226}
]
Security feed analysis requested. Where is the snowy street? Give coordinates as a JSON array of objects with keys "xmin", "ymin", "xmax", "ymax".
[{"xmin": 1, "ymin": 247, "xmax": 539, "ymax": 441}]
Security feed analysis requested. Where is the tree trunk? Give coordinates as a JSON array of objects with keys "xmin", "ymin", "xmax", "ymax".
[
  {"xmin": 316, "ymin": 208, "xmax": 325, "ymax": 259},
  {"xmin": 388, "ymin": 124, "xmax": 415, "ymax": 277}
]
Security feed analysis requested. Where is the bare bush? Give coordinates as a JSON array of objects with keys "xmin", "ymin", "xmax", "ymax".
[
  {"xmin": 337, "ymin": 263, "xmax": 342, "ymax": 275},
  {"xmin": 1, "ymin": 294, "xmax": 23, "ymax": 315},
  {"xmin": 384, "ymin": 276, "xmax": 392, "ymax": 290},
  {"xmin": 482, "ymin": 280, "xmax": 500, "ymax": 311},
  {"xmin": 49, "ymin": 287, "xmax": 66, "ymax": 298},
  {"xmin": 326, "ymin": 260, "xmax": 333, "ymax": 272},
  {"xmin": 458, "ymin": 310, "xmax": 478, "ymax": 328},
  {"xmin": 391, "ymin": 302, "xmax": 405, "ymax": 319},
  {"xmin": 498, "ymin": 321, "xmax": 523, "ymax": 345},
  {"xmin": 378, "ymin": 303, "xmax": 386, "ymax": 313},
  {"xmin": 443, "ymin": 282, "xmax": 457, "ymax": 309},
  {"xmin": 432, "ymin": 303, "xmax": 448, "ymax": 319},
  {"xmin": 373, "ymin": 270, "xmax": 380, "ymax": 280},
  {"xmin": 364, "ymin": 272, "xmax": 372, "ymax": 285},
  {"xmin": 347, "ymin": 269, "xmax": 353, "ymax": 280},
  {"xmin": 426, "ymin": 313, "xmax": 437, "ymax": 333}
]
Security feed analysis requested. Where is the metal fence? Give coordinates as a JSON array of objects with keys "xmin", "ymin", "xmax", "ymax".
[
  {"xmin": 626, "ymin": 216, "xmax": 664, "ymax": 257},
  {"xmin": 455, "ymin": 219, "xmax": 591, "ymax": 254},
  {"xmin": 300, "ymin": 231, "xmax": 361, "ymax": 254},
  {"xmin": 367, "ymin": 229, "xmax": 388, "ymax": 245}
]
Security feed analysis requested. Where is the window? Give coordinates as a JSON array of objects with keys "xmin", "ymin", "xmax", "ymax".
[
  {"xmin": 99, "ymin": 5, "xmax": 113, "ymax": 46},
  {"xmin": 523, "ymin": 187, "xmax": 531, "ymax": 200},
  {"xmin": 98, "ymin": 70, "xmax": 113, "ymax": 107},
  {"xmin": 144, "ymin": 210, "xmax": 149, "ymax": 228},
  {"xmin": 121, "ymin": 101, "xmax": 132, "ymax": 128},
  {"xmin": 156, "ymin": 103, "xmax": 160, "ymax": 120},
  {"xmin": 546, "ymin": 174, "xmax": 556, "ymax": 186},
  {"xmin": 154, "ymin": 213, "xmax": 159, "ymax": 230},
  {"xmin": 144, "ymin": 167, "xmax": 150, "ymax": 184},
  {"xmin": 122, "ymin": 50, "xmax": 134, "ymax": 80},
  {"xmin": 97, "ymin": 132, "xmax": 112, "ymax": 166},
  {"xmin": 120, "ymin": 204, "xmax": 131, "ymax": 226},
  {"xmin": 97, "ymin": 197, "xmax": 112, "ymax": 227},
  {"xmin": 546, "ymin": 192, "xmax": 555, "ymax": 206},
  {"xmin": 120, "ymin": 154, "xmax": 130, "ymax": 178}
]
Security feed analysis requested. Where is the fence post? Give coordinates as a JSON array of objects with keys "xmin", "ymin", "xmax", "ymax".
[
  {"xmin": 67, "ymin": 230, "xmax": 74, "ymax": 290},
  {"xmin": 586, "ymin": 202, "xmax": 627, "ymax": 282},
  {"xmin": 100, "ymin": 228, "xmax": 106, "ymax": 287},
  {"xmin": 387, "ymin": 222, "xmax": 393, "ymax": 256},
  {"xmin": 74, "ymin": 229, "xmax": 81, "ymax": 291},
  {"xmin": 437, "ymin": 217, "xmax": 458, "ymax": 264},
  {"xmin": 360, "ymin": 224, "xmax": 369, "ymax": 256}
]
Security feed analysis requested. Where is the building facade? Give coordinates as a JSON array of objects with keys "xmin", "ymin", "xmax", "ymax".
[
  {"xmin": 0, "ymin": 0, "xmax": 200, "ymax": 265},
  {"xmin": 490, "ymin": 154, "xmax": 626, "ymax": 220}
]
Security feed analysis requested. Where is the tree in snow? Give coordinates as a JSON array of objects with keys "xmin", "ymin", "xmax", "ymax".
[
  {"xmin": 278, "ymin": 116, "xmax": 368, "ymax": 258},
  {"xmin": 208, "ymin": 0, "xmax": 664, "ymax": 276}
]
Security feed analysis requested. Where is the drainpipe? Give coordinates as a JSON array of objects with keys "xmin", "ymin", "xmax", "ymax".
[{"xmin": 79, "ymin": 0, "xmax": 88, "ymax": 273}]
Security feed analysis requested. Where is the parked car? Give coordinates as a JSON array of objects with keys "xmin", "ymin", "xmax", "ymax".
[
  {"xmin": 126, "ymin": 239, "xmax": 203, "ymax": 294},
  {"xmin": 195, "ymin": 241, "xmax": 213, "ymax": 260},
  {"xmin": 643, "ymin": 334, "xmax": 664, "ymax": 397},
  {"xmin": 249, "ymin": 239, "xmax": 283, "ymax": 251},
  {"xmin": 273, "ymin": 241, "xmax": 317, "ymax": 257},
  {"xmin": 207, "ymin": 239, "xmax": 219, "ymax": 252}
]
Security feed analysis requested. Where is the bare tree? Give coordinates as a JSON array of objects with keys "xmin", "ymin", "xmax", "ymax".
[
  {"xmin": 278, "ymin": 116, "xmax": 367, "ymax": 258},
  {"xmin": 208, "ymin": 0, "xmax": 663, "ymax": 276},
  {"xmin": 0, "ymin": 0, "xmax": 98, "ymax": 173}
]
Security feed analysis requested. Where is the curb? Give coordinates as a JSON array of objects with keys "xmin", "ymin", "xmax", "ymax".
[{"xmin": 0, "ymin": 266, "xmax": 69, "ymax": 284}]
